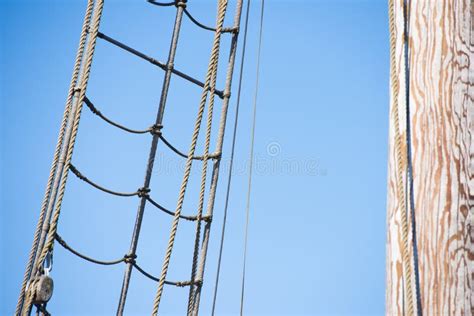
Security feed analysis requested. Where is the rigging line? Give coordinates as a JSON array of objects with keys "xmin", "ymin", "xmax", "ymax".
[
  {"xmin": 83, "ymin": 97, "xmax": 149, "ymax": 134},
  {"xmin": 55, "ymin": 232, "xmax": 195, "ymax": 287},
  {"xmin": 97, "ymin": 32, "xmax": 225, "ymax": 99},
  {"xmin": 151, "ymin": 0, "xmax": 229, "ymax": 313},
  {"xmin": 145, "ymin": 195, "xmax": 210, "ymax": 221},
  {"xmin": 116, "ymin": 3, "xmax": 187, "ymax": 314},
  {"xmin": 22, "ymin": 2, "xmax": 106, "ymax": 314},
  {"xmin": 240, "ymin": 0, "xmax": 264, "ymax": 315},
  {"xmin": 15, "ymin": 1, "xmax": 96, "ymax": 314},
  {"xmin": 69, "ymin": 164, "xmax": 143, "ymax": 197},
  {"xmin": 186, "ymin": 1, "xmax": 246, "ymax": 314},
  {"xmin": 210, "ymin": 0, "xmax": 251, "ymax": 314},
  {"xmin": 84, "ymin": 96, "xmax": 214, "ymax": 161},
  {"xmin": 55, "ymin": 233, "xmax": 126, "ymax": 266},
  {"xmin": 159, "ymin": 134, "xmax": 219, "ymax": 161},
  {"xmin": 183, "ymin": 7, "xmax": 217, "ymax": 32},
  {"xmin": 388, "ymin": 0, "xmax": 416, "ymax": 314},
  {"xmin": 147, "ymin": 0, "xmax": 235, "ymax": 33},
  {"xmin": 147, "ymin": 0, "xmax": 175, "ymax": 6},
  {"xmin": 132, "ymin": 262, "xmax": 196, "ymax": 287},
  {"xmin": 183, "ymin": 7, "xmax": 235, "ymax": 33},
  {"xmin": 402, "ymin": 1, "xmax": 422, "ymax": 315}
]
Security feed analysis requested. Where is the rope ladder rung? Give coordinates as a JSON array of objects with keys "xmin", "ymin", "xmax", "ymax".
[
  {"xmin": 55, "ymin": 233, "xmax": 195, "ymax": 287},
  {"xmin": 148, "ymin": 0, "xmax": 238, "ymax": 33},
  {"xmin": 69, "ymin": 164, "xmax": 211, "ymax": 222},
  {"xmin": 84, "ymin": 96, "xmax": 219, "ymax": 161},
  {"xmin": 96, "ymin": 32, "xmax": 225, "ymax": 99}
]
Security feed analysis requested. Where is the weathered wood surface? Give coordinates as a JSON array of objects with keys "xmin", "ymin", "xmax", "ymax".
[{"xmin": 386, "ymin": 0, "xmax": 474, "ymax": 315}]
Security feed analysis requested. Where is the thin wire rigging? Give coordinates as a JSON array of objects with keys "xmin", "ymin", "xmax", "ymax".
[{"xmin": 240, "ymin": 0, "xmax": 264, "ymax": 315}]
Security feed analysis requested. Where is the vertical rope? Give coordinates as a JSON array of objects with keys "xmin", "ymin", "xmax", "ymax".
[
  {"xmin": 210, "ymin": 0, "xmax": 250, "ymax": 314},
  {"xmin": 402, "ymin": 0, "xmax": 422, "ymax": 314},
  {"xmin": 22, "ymin": 1, "xmax": 105, "ymax": 314},
  {"xmin": 15, "ymin": 1, "xmax": 95, "ymax": 314},
  {"xmin": 186, "ymin": 56, "xmax": 215, "ymax": 315},
  {"xmin": 388, "ymin": 0, "xmax": 416, "ymax": 314},
  {"xmin": 188, "ymin": 1, "xmax": 245, "ymax": 314},
  {"xmin": 116, "ymin": 3, "xmax": 186, "ymax": 314},
  {"xmin": 151, "ymin": 1, "xmax": 228, "ymax": 314},
  {"xmin": 240, "ymin": 1, "xmax": 264, "ymax": 315}
]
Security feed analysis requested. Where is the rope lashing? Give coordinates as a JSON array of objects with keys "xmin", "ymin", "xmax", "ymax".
[
  {"xmin": 15, "ymin": 1, "xmax": 96, "ymax": 314},
  {"xmin": 96, "ymin": 31, "xmax": 225, "ymax": 99}
]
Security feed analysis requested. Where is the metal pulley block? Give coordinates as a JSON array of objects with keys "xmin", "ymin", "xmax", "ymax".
[{"xmin": 31, "ymin": 275, "xmax": 54, "ymax": 305}]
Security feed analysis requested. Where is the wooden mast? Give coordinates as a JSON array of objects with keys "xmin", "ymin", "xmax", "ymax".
[{"xmin": 386, "ymin": 0, "xmax": 474, "ymax": 315}]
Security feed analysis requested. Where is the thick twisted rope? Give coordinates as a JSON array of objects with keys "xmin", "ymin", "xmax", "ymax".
[
  {"xmin": 388, "ymin": 0, "xmax": 416, "ymax": 314},
  {"xmin": 15, "ymin": 1, "xmax": 95, "ymax": 314},
  {"xmin": 186, "ymin": 53, "xmax": 215, "ymax": 316},
  {"xmin": 22, "ymin": 2, "xmax": 105, "ymax": 314},
  {"xmin": 211, "ymin": 0, "xmax": 250, "ymax": 313},
  {"xmin": 189, "ymin": 2, "xmax": 244, "ymax": 314},
  {"xmin": 151, "ymin": 1, "xmax": 228, "ymax": 314}
]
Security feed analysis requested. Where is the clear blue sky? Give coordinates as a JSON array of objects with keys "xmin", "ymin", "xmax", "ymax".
[{"xmin": 1, "ymin": 0, "xmax": 389, "ymax": 315}]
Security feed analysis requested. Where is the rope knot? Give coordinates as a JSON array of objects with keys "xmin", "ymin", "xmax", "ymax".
[
  {"xmin": 175, "ymin": 0, "xmax": 187, "ymax": 8},
  {"xmin": 84, "ymin": 97, "xmax": 100, "ymax": 115},
  {"xmin": 137, "ymin": 187, "xmax": 151, "ymax": 198},
  {"xmin": 209, "ymin": 151, "xmax": 222, "ymax": 160},
  {"xmin": 223, "ymin": 26, "xmax": 239, "ymax": 34},
  {"xmin": 202, "ymin": 215, "xmax": 212, "ymax": 223},
  {"xmin": 69, "ymin": 164, "xmax": 85, "ymax": 180},
  {"xmin": 194, "ymin": 279, "xmax": 203, "ymax": 287},
  {"xmin": 222, "ymin": 90, "xmax": 231, "ymax": 99},
  {"xmin": 149, "ymin": 124, "xmax": 163, "ymax": 136},
  {"xmin": 124, "ymin": 253, "xmax": 137, "ymax": 264},
  {"xmin": 166, "ymin": 62, "xmax": 174, "ymax": 71}
]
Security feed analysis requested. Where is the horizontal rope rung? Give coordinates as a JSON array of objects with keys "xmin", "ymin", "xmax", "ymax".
[
  {"xmin": 147, "ymin": 0, "xmax": 175, "ymax": 6},
  {"xmin": 55, "ymin": 233, "xmax": 126, "ymax": 265},
  {"xmin": 96, "ymin": 32, "xmax": 224, "ymax": 98},
  {"xmin": 146, "ymin": 196, "xmax": 212, "ymax": 222},
  {"xmin": 69, "ymin": 164, "xmax": 142, "ymax": 197},
  {"xmin": 84, "ymin": 97, "xmax": 150, "ymax": 134},
  {"xmin": 83, "ymin": 97, "xmax": 219, "ymax": 161},
  {"xmin": 132, "ymin": 262, "xmax": 200, "ymax": 287},
  {"xmin": 147, "ymin": 1, "xmax": 237, "ymax": 33},
  {"xmin": 55, "ymin": 233, "xmax": 195, "ymax": 287}
]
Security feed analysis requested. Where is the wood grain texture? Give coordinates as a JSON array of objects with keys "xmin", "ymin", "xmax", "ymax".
[{"xmin": 386, "ymin": 0, "xmax": 474, "ymax": 315}]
